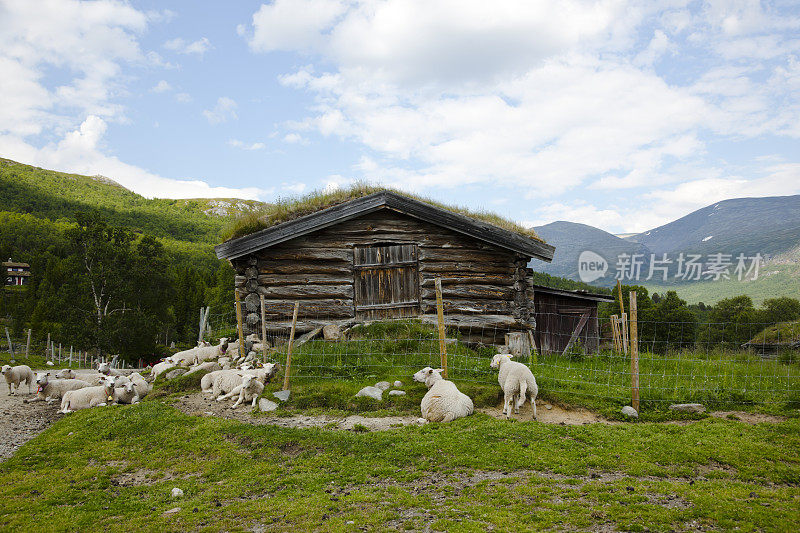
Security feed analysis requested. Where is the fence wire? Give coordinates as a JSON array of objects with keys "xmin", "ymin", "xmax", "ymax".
[{"xmin": 202, "ymin": 303, "xmax": 799, "ymax": 408}]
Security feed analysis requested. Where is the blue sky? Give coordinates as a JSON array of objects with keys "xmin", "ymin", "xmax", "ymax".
[{"xmin": 1, "ymin": 0, "xmax": 799, "ymax": 234}]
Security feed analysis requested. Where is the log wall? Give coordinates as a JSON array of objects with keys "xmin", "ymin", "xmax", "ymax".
[{"xmin": 232, "ymin": 209, "xmax": 535, "ymax": 342}]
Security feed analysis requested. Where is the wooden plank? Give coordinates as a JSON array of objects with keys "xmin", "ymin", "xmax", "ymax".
[
  {"xmin": 421, "ymin": 299, "xmax": 512, "ymax": 315},
  {"xmin": 421, "ymin": 284, "xmax": 515, "ymax": 301},
  {"xmin": 561, "ymin": 311, "xmax": 590, "ymax": 356},
  {"xmin": 435, "ymin": 278, "xmax": 448, "ymax": 379},
  {"xmin": 259, "ymin": 263, "xmax": 353, "ymax": 275},
  {"xmin": 258, "ymin": 284, "xmax": 354, "ymax": 299},
  {"xmin": 420, "ymin": 313, "xmax": 523, "ymax": 329},
  {"xmin": 257, "ymin": 273, "xmax": 353, "ymax": 286},
  {"xmin": 420, "ymin": 275, "xmax": 511, "ymax": 287},
  {"xmin": 630, "ymin": 291, "xmax": 639, "ymax": 412},
  {"xmin": 420, "ymin": 261, "xmax": 515, "ymax": 275},
  {"xmin": 261, "ymin": 300, "xmax": 354, "ymax": 319},
  {"xmin": 260, "ymin": 294, "xmax": 268, "ymax": 364},
  {"xmin": 258, "ymin": 247, "xmax": 353, "ymax": 262},
  {"xmin": 283, "ymin": 302, "xmax": 300, "ymax": 391},
  {"xmin": 418, "ymin": 247, "xmax": 513, "ymax": 262}
]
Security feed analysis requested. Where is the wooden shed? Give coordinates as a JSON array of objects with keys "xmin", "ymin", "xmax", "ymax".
[
  {"xmin": 530, "ymin": 284, "xmax": 614, "ymax": 355},
  {"xmin": 3, "ymin": 259, "xmax": 31, "ymax": 286},
  {"xmin": 215, "ymin": 191, "xmax": 555, "ymax": 344}
]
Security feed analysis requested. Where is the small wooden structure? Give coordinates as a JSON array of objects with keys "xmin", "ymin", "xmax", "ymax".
[
  {"xmin": 3, "ymin": 259, "xmax": 30, "ymax": 287},
  {"xmin": 530, "ymin": 284, "xmax": 614, "ymax": 354},
  {"xmin": 215, "ymin": 191, "xmax": 555, "ymax": 343}
]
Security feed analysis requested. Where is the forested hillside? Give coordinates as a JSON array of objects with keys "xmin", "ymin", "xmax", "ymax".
[{"xmin": 0, "ymin": 158, "xmax": 266, "ymax": 360}]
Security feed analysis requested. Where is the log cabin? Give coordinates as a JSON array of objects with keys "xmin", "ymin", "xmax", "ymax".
[
  {"xmin": 215, "ymin": 191, "xmax": 555, "ymax": 344},
  {"xmin": 530, "ymin": 284, "xmax": 614, "ymax": 354}
]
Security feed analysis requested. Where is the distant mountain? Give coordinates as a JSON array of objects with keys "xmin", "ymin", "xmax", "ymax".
[
  {"xmin": 532, "ymin": 221, "xmax": 650, "ymax": 287},
  {"xmin": 624, "ymin": 195, "xmax": 800, "ymax": 257}
]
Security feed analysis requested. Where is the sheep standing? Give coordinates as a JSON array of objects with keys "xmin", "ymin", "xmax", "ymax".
[
  {"xmin": 60, "ymin": 379, "xmax": 116, "ymax": 413},
  {"xmin": 412, "ymin": 367, "xmax": 473, "ymax": 423},
  {"xmin": 1, "ymin": 364, "xmax": 34, "ymax": 395},
  {"xmin": 490, "ymin": 354, "xmax": 538, "ymax": 420},
  {"xmin": 31, "ymin": 372, "xmax": 90, "ymax": 403},
  {"xmin": 216, "ymin": 374, "xmax": 264, "ymax": 409}
]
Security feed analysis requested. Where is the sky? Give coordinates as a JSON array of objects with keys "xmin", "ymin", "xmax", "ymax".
[{"xmin": 0, "ymin": 0, "xmax": 799, "ymax": 235}]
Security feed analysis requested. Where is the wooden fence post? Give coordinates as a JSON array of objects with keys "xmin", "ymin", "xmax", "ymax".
[
  {"xmin": 283, "ymin": 302, "xmax": 300, "ymax": 391},
  {"xmin": 235, "ymin": 290, "xmax": 246, "ymax": 360},
  {"xmin": 620, "ymin": 312, "xmax": 629, "ymax": 355},
  {"xmin": 434, "ymin": 278, "xmax": 448, "ymax": 379},
  {"xmin": 69, "ymin": 346, "xmax": 73, "ymax": 367},
  {"xmin": 630, "ymin": 291, "xmax": 639, "ymax": 412},
  {"xmin": 5, "ymin": 327, "xmax": 14, "ymax": 363},
  {"xmin": 260, "ymin": 294, "xmax": 268, "ymax": 365},
  {"xmin": 198, "ymin": 306, "xmax": 210, "ymax": 344},
  {"xmin": 25, "ymin": 329, "xmax": 31, "ymax": 359},
  {"xmin": 610, "ymin": 314, "xmax": 620, "ymax": 353},
  {"xmin": 46, "ymin": 333, "xmax": 50, "ymax": 359}
]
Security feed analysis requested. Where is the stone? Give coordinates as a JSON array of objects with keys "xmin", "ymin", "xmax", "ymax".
[
  {"xmin": 374, "ymin": 381, "xmax": 391, "ymax": 391},
  {"xmin": 171, "ymin": 488, "xmax": 184, "ymax": 498},
  {"xmin": 273, "ymin": 390, "xmax": 291, "ymax": 402},
  {"xmin": 621, "ymin": 406, "xmax": 638, "ymax": 418},
  {"xmin": 545, "ymin": 404, "xmax": 553, "ymax": 410},
  {"xmin": 46, "ymin": 361, "xmax": 54, "ymax": 366},
  {"xmin": 163, "ymin": 507, "xmax": 181, "ymax": 515},
  {"xmin": 393, "ymin": 380, "xmax": 403, "ymax": 388},
  {"xmin": 323, "ymin": 324, "xmax": 342, "ymax": 341},
  {"xmin": 669, "ymin": 403, "xmax": 706, "ymax": 414},
  {"xmin": 165, "ymin": 369, "xmax": 187, "ymax": 380},
  {"xmin": 258, "ymin": 398, "xmax": 278, "ymax": 412},
  {"xmin": 355, "ymin": 386, "xmax": 383, "ymax": 400},
  {"xmin": 388, "ymin": 390, "xmax": 406, "ymax": 396}
]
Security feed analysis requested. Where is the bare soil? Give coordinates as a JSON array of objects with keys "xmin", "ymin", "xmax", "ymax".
[
  {"xmin": 479, "ymin": 400, "xmax": 614, "ymax": 425},
  {"xmin": 0, "ymin": 389, "xmax": 63, "ymax": 460}
]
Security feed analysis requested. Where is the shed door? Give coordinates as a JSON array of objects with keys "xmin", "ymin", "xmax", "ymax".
[{"xmin": 353, "ymin": 244, "xmax": 420, "ymax": 319}]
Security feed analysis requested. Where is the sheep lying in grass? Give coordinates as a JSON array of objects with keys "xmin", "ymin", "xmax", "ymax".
[
  {"xmin": 201, "ymin": 370, "xmax": 248, "ymax": 399},
  {"xmin": 413, "ymin": 367, "xmax": 473, "ymax": 423},
  {"xmin": 490, "ymin": 354, "xmax": 538, "ymax": 420},
  {"xmin": 128, "ymin": 372, "xmax": 151, "ymax": 398},
  {"xmin": 60, "ymin": 379, "xmax": 116, "ymax": 413},
  {"xmin": 172, "ymin": 338, "xmax": 229, "ymax": 366},
  {"xmin": 151, "ymin": 357, "xmax": 176, "ymax": 381},
  {"xmin": 110, "ymin": 376, "xmax": 139, "ymax": 404},
  {"xmin": 1, "ymin": 364, "xmax": 34, "ymax": 395},
  {"xmin": 184, "ymin": 361, "xmax": 221, "ymax": 376},
  {"xmin": 216, "ymin": 374, "xmax": 264, "ymax": 409},
  {"xmin": 31, "ymin": 372, "xmax": 90, "ymax": 403},
  {"xmin": 97, "ymin": 362, "xmax": 123, "ymax": 377},
  {"xmin": 55, "ymin": 368, "xmax": 77, "ymax": 379}
]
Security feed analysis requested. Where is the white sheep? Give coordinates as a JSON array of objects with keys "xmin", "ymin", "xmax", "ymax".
[
  {"xmin": 490, "ymin": 354, "xmax": 538, "ymax": 420},
  {"xmin": 184, "ymin": 361, "xmax": 221, "ymax": 376},
  {"xmin": 55, "ymin": 368, "xmax": 77, "ymax": 379},
  {"xmin": 151, "ymin": 357, "xmax": 176, "ymax": 381},
  {"xmin": 1, "ymin": 364, "xmax": 34, "ymax": 395},
  {"xmin": 172, "ymin": 338, "xmax": 229, "ymax": 366},
  {"xmin": 60, "ymin": 379, "xmax": 116, "ymax": 413},
  {"xmin": 31, "ymin": 372, "xmax": 90, "ymax": 403},
  {"xmin": 241, "ymin": 363, "xmax": 279, "ymax": 384},
  {"xmin": 97, "ymin": 362, "xmax": 123, "ymax": 377},
  {"xmin": 110, "ymin": 377, "xmax": 139, "ymax": 404},
  {"xmin": 216, "ymin": 373, "xmax": 264, "ymax": 409},
  {"xmin": 412, "ymin": 367, "xmax": 473, "ymax": 423},
  {"xmin": 201, "ymin": 370, "xmax": 247, "ymax": 399},
  {"xmin": 128, "ymin": 372, "xmax": 151, "ymax": 398}
]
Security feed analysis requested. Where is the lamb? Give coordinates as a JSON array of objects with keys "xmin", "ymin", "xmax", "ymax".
[
  {"xmin": 31, "ymin": 372, "xmax": 90, "ymax": 403},
  {"xmin": 128, "ymin": 372, "xmax": 151, "ymax": 398},
  {"xmin": 110, "ymin": 377, "xmax": 139, "ymax": 404},
  {"xmin": 241, "ymin": 363, "xmax": 279, "ymax": 384},
  {"xmin": 490, "ymin": 354, "xmax": 538, "ymax": 420},
  {"xmin": 151, "ymin": 357, "xmax": 176, "ymax": 381},
  {"xmin": 1, "ymin": 364, "xmax": 34, "ymax": 395},
  {"xmin": 55, "ymin": 368, "xmax": 77, "ymax": 379},
  {"xmin": 216, "ymin": 373, "xmax": 264, "ymax": 409},
  {"xmin": 172, "ymin": 338, "xmax": 229, "ymax": 366},
  {"xmin": 184, "ymin": 361, "xmax": 221, "ymax": 376},
  {"xmin": 60, "ymin": 378, "xmax": 116, "ymax": 413},
  {"xmin": 412, "ymin": 367, "xmax": 473, "ymax": 423},
  {"xmin": 97, "ymin": 362, "xmax": 123, "ymax": 377},
  {"xmin": 201, "ymin": 370, "xmax": 247, "ymax": 399}
]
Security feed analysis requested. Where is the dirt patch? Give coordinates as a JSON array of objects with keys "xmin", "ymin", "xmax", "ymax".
[
  {"xmin": 173, "ymin": 391, "xmax": 427, "ymax": 431},
  {"xmin": 709, "ymin": 411, "xmax": 788, "ymax": 424},
  {"xmin": 0, "ymin": 388, "xmax": 64, "ymax": 460},
  {"xmin": 480, "ymin": 400, "xmax": 614, "ymax": 425}
]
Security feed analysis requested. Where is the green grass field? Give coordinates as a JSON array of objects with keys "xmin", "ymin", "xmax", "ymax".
[{"xmin": 1, "ymin": 402, "xmax": 798, "ymax": 531}]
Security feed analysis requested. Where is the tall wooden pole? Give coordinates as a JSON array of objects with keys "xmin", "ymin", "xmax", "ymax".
[
  {"xmin": 234, "ymin": 290, "xmax": 246, "ymax": 360},
  {"xmin": 630, "ymin": 291, "xmax": 639, "ymax": 412},
  {"xmin": 5, "ymin": 327, "xmax": 14, "ymax": 363},
  {"xmin": 46, "ymin": 333, "xmax": 50, "ymax": 359},
  {"xmin": 616, "ymin": 279, "xmax": 625, "ymax": 316},
  {"xmin": 25, "ymin": 329, "xmax": 31, "ymax": 359},
  {"xmin": 260, "ymin": 294, "xmax": 268, "ymax": 365},
  {"xmin": 283, "ymin": 302, "xmax": 300, "ymax": 391},
  {"xmin": 434, "ymin": 278, "xmax": 448, "ymax": 379}
]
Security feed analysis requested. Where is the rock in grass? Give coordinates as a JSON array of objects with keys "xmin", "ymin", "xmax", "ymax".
[
  {"xmin": 258, "ymin": 398, "xmax": 278, "ymax": 412},
  {"xmin": 165, "ymin": 369, "xmax": 187, "ymax": 380},
  {"xmin": 393, "ymin": 380, "xmax": 403, "ymax": 388},
  {"xmin": 669, "ymin": 403, "xmax": 705, "ymax": 414},
  {"xmin": 374, "ymin": 381, "xmax": 391, "ymax": 391},
  {"xmin": 171, "ymin": 488, "xmax": 184, "ymax": 498},
  {"xmin": 163, "ymin": 507, "xmax": 181, "ymax": 515},
  {"xmin": 273, "ymin": 390, "xmax": 291, "ymax": 402},
  {"xmin": 355, "ymin": 386, "xmax": 383, "ymax": 400},
  {"xmin": 323, "ymin": 324, "xmax": 342, "ymax": 341},
  {"xmin": 621, "ymin": 406, "xmax": 638, "ymax": 418},
  {"xmin": 388, "ymin": 390, "xmax": 406, "ymax": 396}
]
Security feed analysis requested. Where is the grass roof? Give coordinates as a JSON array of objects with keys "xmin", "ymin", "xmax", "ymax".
[
  {"xmin": 221, "ymin": 183, "xmax": 544, "ymax": 243},
  {"xmin": 748, "ymin": 320, "xmax": 800, "ymax": 344}
]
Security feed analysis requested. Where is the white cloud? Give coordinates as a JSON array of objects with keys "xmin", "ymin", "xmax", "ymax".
[
  {"xmin": 282, "ymin": 133, "xmax": 308, "ymax": 144},
  {"xmin": 151, "ymin": 80, "xmax": 172, "ymax": 93},
  {"xmin": 0, "ymin": 116, "xmax": 265, "ymax": 200},
  {"xmin": 228, "ymin": 139, "xmax": 266, "ymax": 151},
  {"xmin": 247, "ymin": 0, "xmax": 348, "ymax": 52},
  {"xmin": 175, "ymin": 92, "xmax": 192, "ymax": 103},
  {"xmin": 163, "ymin": 37, "xmax": 213, "ymax": 56},
  {"xmin": 203, "ymin": 97, "xmax": 238, "ymax": 124}
]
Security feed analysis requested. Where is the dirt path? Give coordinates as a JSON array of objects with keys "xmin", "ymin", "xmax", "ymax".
[{"xmin": 0, "ymin": 390, "xmax": 63, "ymax": 460}]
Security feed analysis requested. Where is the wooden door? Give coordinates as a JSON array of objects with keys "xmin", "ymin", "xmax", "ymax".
[{"xmin": 353, "ymin": 244, "xmax": 420, "ymax": 319}]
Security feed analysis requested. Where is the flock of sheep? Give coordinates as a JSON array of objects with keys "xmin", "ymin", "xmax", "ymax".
[{"xmin": 2, "ymin": 334, "xmax": 541, "ymax": 424}]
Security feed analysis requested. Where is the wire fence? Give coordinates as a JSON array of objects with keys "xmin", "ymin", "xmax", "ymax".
[
  {"xmin": 202, "ymin": 302, "xmax": 800, "ymax": 408},
  {"xmin": 0, "ymin": 329, "xmax": 133, "ymax": 369}
]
